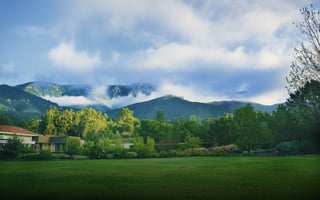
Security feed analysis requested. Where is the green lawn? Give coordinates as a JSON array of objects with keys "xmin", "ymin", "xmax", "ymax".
[{"xmin": 0, "ymin": 156, "xmax": 319, "ymax": 200}]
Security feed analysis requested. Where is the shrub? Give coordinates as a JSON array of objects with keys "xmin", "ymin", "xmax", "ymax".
[
  {"xmin": 126, "ymin": 151, "xmax": 138, "ymax": 158},
  {"xmin": 38, "ymin": 150, "xmax": 53, "ymax": 160},
  {"xmin": 186, "ymin": 147, "xmax": 209, "ymax": 156},
  {"xmin": 88, "ymin": 144, "xmax": 105, "ymax": 159},
  {"xmin": 208, "ymin": 144, "xmax": 240, "ymax": 156},
  {"xmin": 274, "ymin": 140, "xmax": 313, "ymax": 155}
]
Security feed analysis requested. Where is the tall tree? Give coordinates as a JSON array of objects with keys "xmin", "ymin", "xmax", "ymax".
[
  {"xmin": 286, "ymin": 5, "xmax": 320, "ymax": 152},
  {"xmin": 209, "ymin": 114, "xmax": 236, "ymax": 146},
  {"xmin": 271, "ymin": 105, "xmax": 293, "ymax": 144},
  {"xmin": 287, "ymin": 80, "xmax": 320, "ymax": 150},
  {"xmin": 117, "ymin": 108, "xmax": 140, "ymax": 137},
  {"xmin": 65, "ymin": 137, "xmax": 81, "ymax": 159},
  {"xmin": 234, "ymin": 104, "xmax": 259, "ymax": 153},
  {"xmin": 287, "ymin": 5, "xmax": 320, "ymax": 94},
  {"xmin": 183, "ymin": 135, "xmax": 202, "ymax": 155}
]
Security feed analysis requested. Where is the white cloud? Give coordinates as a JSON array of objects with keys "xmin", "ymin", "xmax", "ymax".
[
  {"xmin": 65, "ymin": 0, "xmax": 300, "ymax": 73},
  {"xmin": 4, "ymin": 0, "xmax": 307, "ymax": 104},
  {"xmin": 43, "ymin": 92, "xmax": 160, "ymax": 109},
  {"xmin": 43, "ymin": 95, "xmax": 96, "ymax": 106},
  {"xmin": 134, "ymin": 42, "xmax": 289, "ymax": 71},
  {"xmin": 157, "ymin": 82, "xmax": 228, "ymax": 103},
  {"xmin": 48, "ymin": 41, "xmax": 101, "ymax": 72},
  {"xmin": 90, "ymin": 85, "xmax": 107, "ymax": 98},
  {"xmin": 244, "ymin": 88, "xmax": 288, "ymax": 105}
]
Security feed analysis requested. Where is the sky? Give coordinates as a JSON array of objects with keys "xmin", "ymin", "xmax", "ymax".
[{"xmin": 0, "ymin": 0, "xmax": 318, "ymax": 106}]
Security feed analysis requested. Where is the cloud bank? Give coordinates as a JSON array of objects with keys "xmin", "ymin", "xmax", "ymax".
[
  {"xmin": 0, "ymin": 0, "xmax": 314, "ymax": 104},
  {"xmin": 48, "ymin": 41, "xmax": 101, "ymax": 72}
]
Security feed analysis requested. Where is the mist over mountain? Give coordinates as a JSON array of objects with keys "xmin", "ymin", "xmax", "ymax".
[
  {"xmin": 15, "ymin": 82, "xmax": 157, "ymax": 109},
  {"xmin": 0, "ymin": 82, "xmax": 281, "ymax": 121}
]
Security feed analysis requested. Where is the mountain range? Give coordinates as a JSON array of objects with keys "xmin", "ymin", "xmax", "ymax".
[
  {"xmin": 15, "ymin": 82, "xmax": 156, "ymax": 99},
  {"xmin": 0, "ymin": 84, "xmax": 58, "ymax": 120},
  {"xmin": 0, "ymin": 82, "xmax": 280, "ymax": 120}
]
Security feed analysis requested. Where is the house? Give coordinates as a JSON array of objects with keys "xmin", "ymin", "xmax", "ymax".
[
  {"xmin": 0, "ymin": 125, "xmax": 39, "ymax": 147},
  {"xmin": 34, "ymin": 135, "xmax": 67, "ymax": 152},
  {"xmin": 0, "ymin": 125, "xmax": 81, "ymax": 153}
]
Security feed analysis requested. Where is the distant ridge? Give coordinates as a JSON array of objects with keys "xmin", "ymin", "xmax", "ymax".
[
  {"xmin": 106, "ymin": 95, "xmax": 279, "ymax": 120},
  {"xmin": 0, "ymin": 82, "xmax": 281, "ymax": 121},
  {"xmin": 0, "ymin": 84, "xmax": 58, "ymax": 119}
]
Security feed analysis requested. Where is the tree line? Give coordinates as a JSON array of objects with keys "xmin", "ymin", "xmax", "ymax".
[{"xmin": 1, "ymin": 93, "xmax": 316, "ymax": 156}]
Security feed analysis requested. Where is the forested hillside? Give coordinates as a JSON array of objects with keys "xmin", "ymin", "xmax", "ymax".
[
  {"xmin": 107, "ymin": 95, "xmax": 279, "ymax": 120},
  {"xmin": 0, "ymin": 85, "xmax": 58, "ymax": 120}
]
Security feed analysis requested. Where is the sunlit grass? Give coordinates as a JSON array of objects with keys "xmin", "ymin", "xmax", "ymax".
[{"xmin": 0, "ymin": 156, "xmax": 319, "ymax": 200}]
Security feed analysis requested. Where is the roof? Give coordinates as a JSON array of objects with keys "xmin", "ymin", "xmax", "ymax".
[{"xmin": 0, "ymin": 125, "xmax": 39, "ymax": 136}]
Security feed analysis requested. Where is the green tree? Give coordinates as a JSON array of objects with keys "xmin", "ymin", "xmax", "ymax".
[
  {"xmin": 117, "ymin": 108, "xmax": 140, "ymax": 137},
  {"xmin": 155, "ymin": 110, "xmax": 166, "ymax": 122},
  {"xmin": 65, "ymin": 137, "xmax": 81, "ymax": 159},
  {"xmin": 29, "ymin": 119, "xmax": 40, "ymax": 133},
  {"xmin": 0, "ymin": 135, "xmax": 24, "ymax": 158},
  {"xmin": 271, "ymin": 105, "xmax": 294, "ymax": 144},
  {"xmin": 146, "ymin": 136, "xmax": 155, "ymax": 153},
  {"xmin": 287, "ymin": 5, "xmax": 320, "ymax": 94},
  {"xmin": 286, "ymin": 5, "xmax": 320, "ymax": 152},
  {"xmin": 0, "ymin": 114, "xmax": 13, "ymax": 125},
  {"xmin": 258, "ymin": 122, "xmax": 274, "ymax": 149},
  {"xmin": 131, "ymin": 137, "xmax": 144, "ymax": 151},
  {"xmin": 183, "ymin": 135, "xmax": 202, "ymax": 155},
  {"xmin": 113, "ymin": 138, "xmax": 127, "ymax": 158},
  {"xmin": 79, "ymin": 108, "xmax": 109, "ymax": 139},
  {"xmin": 287, "ymin": 80, "xmax": 320, "ymax": 151},
  {"xmin": 234, "ymin": 104, "xmax": 259, "ymax": 153},
  {"xmin": 209, "ymin": 113, "xmax": 236, "ymax": 146},
  {"xmin": 41, "ymin": 107, "xmax": 60, "ymax": 135},
  {"xmin": 99, "ymin": 138, "xmax": 113, "ymax": 153}
]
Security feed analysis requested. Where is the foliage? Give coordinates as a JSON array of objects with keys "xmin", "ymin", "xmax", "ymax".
[
  {"xmin": 38, "ymin": 150, "xmax": 53, "ymax": 160},
  {"xmin": 233, "ymin": 104, "xmax": 259, "ymax": 153},
  {"xmin": 287, "ymin": 5, "xmax": 320, "ymax": 93},
  {"xmin": 286, "ymin": 5, "xmax": 320, "ymax": 153},
  {"xmin": 130, "ymin": 136, "xmax": 155, "ymax": 158},
  {"xmin": 208, "ymin": 113, "xmax": 236, "ymax": 146},
  {"xmin": 182, "ymin": 135, "xmax": 202, "ymax": 154},
  {"xmin": 0, "ymin": 84, "xmax": 58, "ymax": 120},
  {"xmin": 0, "ymin": 135, "xmax": 24, "ymax": 159},
  {"xmin": 155, "ymin": 110, "xmax": 166, "ymax": 122},
  {"xmin": 275, "ymin": 140, "xmax": 314, "ymax": 155},
  {"xmin": 116, "ymin": 107, "xmax": 140, "ymax": 137},
  {"xmin": 65, "ymin": 137, "xmax": 81, "ymax": 159}
]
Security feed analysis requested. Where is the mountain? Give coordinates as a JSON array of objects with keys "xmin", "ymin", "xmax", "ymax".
[
  {"xmin": 15, "ymin": 81, "xmax": 157, "ymax": 99},
  {"xmin": 106, "ymin": 95, "xmax": 279, "ymax": 120},
  {"xmin": 0, "ymin": 84, "xmax": 58, "ymax": 120},
  {"xmin": 5, "ymin": 82, "xmax": 280, "ymax": 121}
]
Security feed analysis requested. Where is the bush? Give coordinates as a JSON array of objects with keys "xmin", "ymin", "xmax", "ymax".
[
  {"xmin": 186, "ymin": 147, "xmax": 209, "ymax": 156},
  {"xmin": 209, "ymin": 144, "xmax": 240, "ymax": 156},
  {"xmin": 0, "ymin": 135, "xmax": 24, "ymax": 159},
  {"xmin": 38, "ymin": 150, "xmax": 53, "ymax": 160},
  {"xmin": 275, "ymin": 140, "xmax": 313, "ymax": 155},
  {"xmin": 155, "ymin": 143, "xmax": 180, "ymax": 151},
  {"xmin": 88, "ymin": 144, "xmax": 105, "ymax": 159},
  {"xmin": 126, "ymin": 151, "xmax": 138, "ymax": 158}
]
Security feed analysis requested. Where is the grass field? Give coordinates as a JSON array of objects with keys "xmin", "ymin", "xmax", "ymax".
[{"xmin": 0, "ymin": 156, "xmax": 319, "ymax": 200}]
